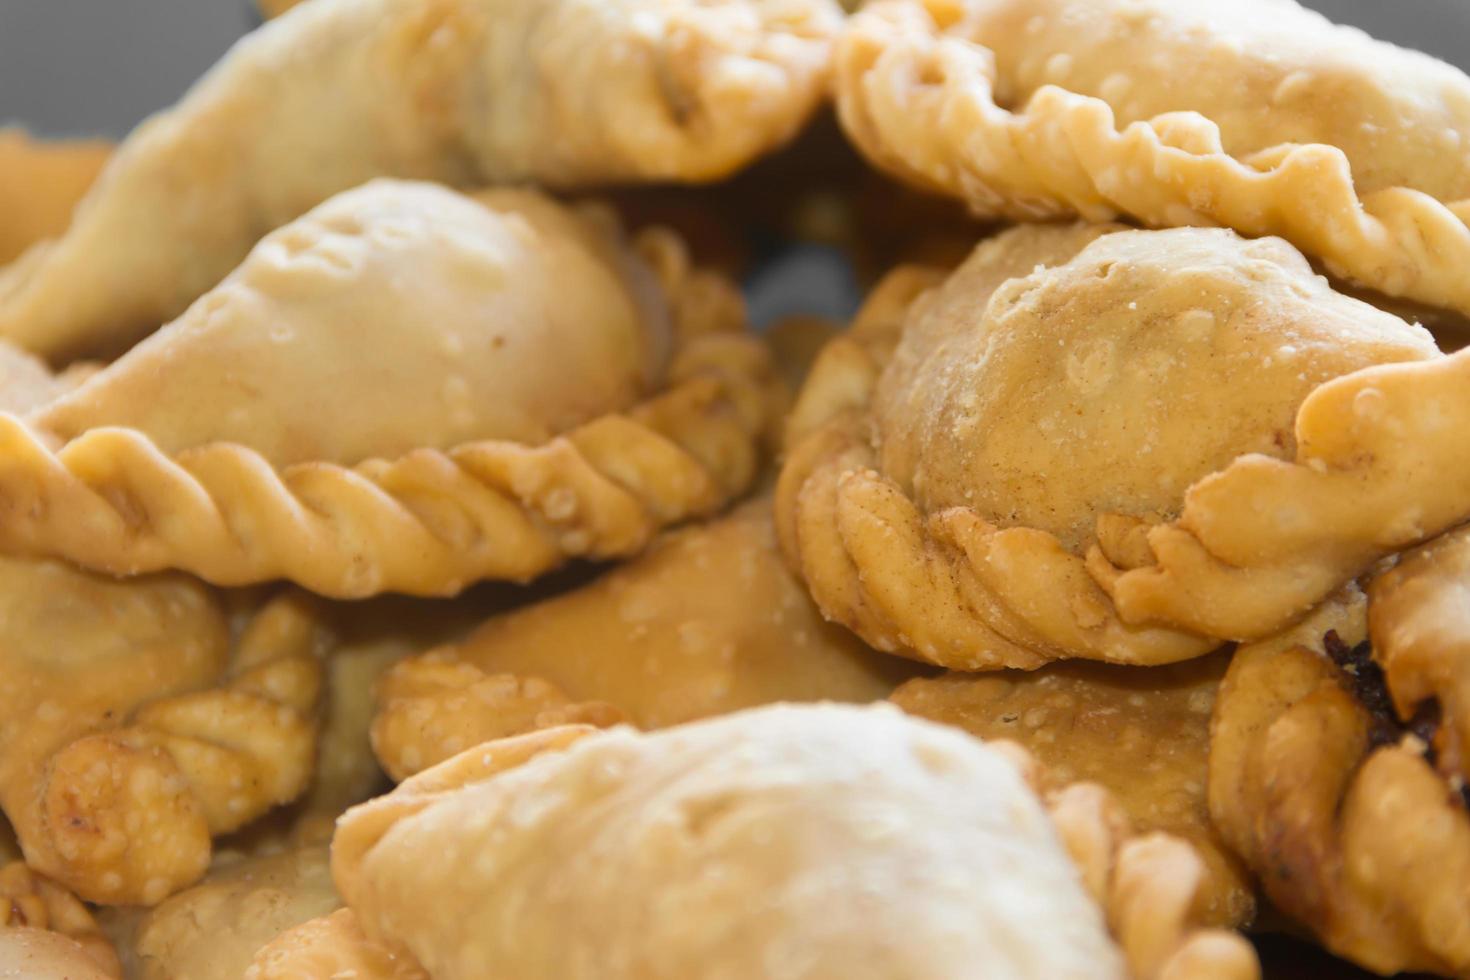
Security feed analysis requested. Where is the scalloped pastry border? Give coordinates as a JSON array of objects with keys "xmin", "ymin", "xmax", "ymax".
[{"xmin": 836, "ymin": 0, "xmax": 1470, "ymax": 316}]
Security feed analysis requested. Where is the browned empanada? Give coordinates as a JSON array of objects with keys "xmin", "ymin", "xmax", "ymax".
[
  {"xmin": 892, "ymin": 652, "xmax": 1252, "ymax": 927},
  {"xmin": 778, "ymin": 223, "xmax": 1442, "ymax": 670},
  {"xmin": 0, "ymin": 577, "xmax": 329, "ymax": 906},
  {"xmin": 0, "ymin": 0, "xmax": 842, "ymax": 361},
  {"xmin": 371, "ymin": 498, "xmax": 916, "ymax": 780},
  {"xmin": 269, "ymin": 707, "xmax": 1257, "ymax": 979},
  {"xmin": 836, "ymin": 0, "xmax": 1470, "ymax": 317},
  {"xmin": 1, "ymin": 862, "xmax": 120, "ymax": 976},
  {"xmin": 0, "ymin": 181, "xmax": 778, "ymax": 599}
]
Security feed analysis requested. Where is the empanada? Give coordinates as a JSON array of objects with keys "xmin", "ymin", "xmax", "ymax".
[
  {"xmin": 0, "ymin": 0, "xmax": 842, "ymax": 361},
  {"xmin": 371, "ymin": 498, "xmax": 917, "ymax": 780},
  {"xmin": 0, "ymin": 576, "xmax": 330, "ymax": 906},
  {"xmin": 108, "ymin": 846, "xmax": 339, "ymax": 980},
  {"xmin": 778, "ymin": 223, "xmax": 1439, "ymax": 669},
  {"xmin": 0, "ymin": 926, "xmax": 117, "ymax": 980},
  {"xmin": 1, "ymin": 862, "xmax": 120, "ymax": 976},
  {"xmin": 278, "ymin": 706, "xmax": 1256, "ymax": 979},
  {"xmin": 892, "ymin": 652, "xmax": 1252, "ymax": 927},
  {"xmin": 0, "ymin": 181, "xmax": 778, "ymax": 598},
  {"xmin": 0, "ymin": 130, "xmax": 111, "ymax": 267},
  {"xmin": 836, "ymin": 0, "xmax": 1470, "ymax": 316},
  {"xmin": 1209, "ymin": 585, "xmax": 1470, "ymax": 976}
]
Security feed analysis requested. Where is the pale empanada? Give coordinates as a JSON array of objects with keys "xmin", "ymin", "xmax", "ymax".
[
  {"xmin": 777, "ymin": 223, "xmax": 1440, "ymax": 669},
  {"xmin": 371, "ymin": 498, "xmax": 917, "ymax": 780},
  {"xmin": 891, "ymin": 652, "xmax": 1252, "ymax": 928},
  {"xmin": 0, "ymin": 181, "xmax": 778, "ymax": 599},
  {"xmin": 1208, "ymin": 586, "xmax": 1470, "ymax": 976},
  {"xmin": 287, "ymin": 706, "xmax": 1255, "ymax": 979},
  {"xmin": 0, "ymin": 0, "xmax": 842, "ymax": 362},
  {"xmin": 835, "ymin": 0, "xmax": 1470, "ymax": 317},
  {"xmin": 0, "ymin": 577, "xmax": 330, "ymax": 906},
  {"xmin": 0, "ymin": 926, "xmax": 117, "ymax": 980},
  {"xmin": 0, "ymin": 131, "xmax": 111, "ymax": 268}
]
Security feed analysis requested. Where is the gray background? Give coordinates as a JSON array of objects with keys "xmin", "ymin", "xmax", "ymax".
[{"xmin": 1, "ymin": 0, "xmax": 1468, "ymax": 138}]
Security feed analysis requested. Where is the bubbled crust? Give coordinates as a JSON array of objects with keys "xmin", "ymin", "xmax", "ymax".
[
  {"xmin": 836, "ymin": 0, "xmax": 1470, "ymax": 316},
  {"xmin": 339, "ymin": 707, "xmax": 1126, "ymax": 980}
]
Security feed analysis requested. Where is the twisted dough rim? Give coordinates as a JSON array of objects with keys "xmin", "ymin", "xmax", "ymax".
[
  {"xmin": 836, "ymin": 0, "xmax": 1470, "ymax": 316},
  {"xmin": 774, "ymin": 295, "xmax": 1215, "ymax": 670},
  {"xmin": 1090, "ymin": 346, "xmax": 1470, "ymax": 641},
  {"xmin": 0, "ymin": 331, "xmax": 775, "ymax": 599}
]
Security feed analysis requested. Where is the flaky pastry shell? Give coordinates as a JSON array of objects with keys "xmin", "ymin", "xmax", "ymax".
[
  {"xmin": 836, "ymin": 0, "xmax": 1470, "ymax": 317},
  {"xmin": 0, "ymin": 181, "xmax": 780, "ymax": 599}
]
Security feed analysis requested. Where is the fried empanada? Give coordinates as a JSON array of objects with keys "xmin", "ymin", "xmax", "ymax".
[
  {"xmin": 287, "ymin": 705, "xmax": 1254, "ymax": 979},
  {"xmin": 836, "ymin": 0, "xmax": 1470, "ymax": 317},
  {"xmin": 778, "ymin": 223, "xmax": 1439, "ymax": 669},
  {"xmin": 0, "ymin": 0, "xmax": 841, "ymax": 362},
  {"xmin": 103, "ymin": 846, "xmax": 338, "ymax": 980},
  {"xmin": 0, "ymin": 181, "xmax": 778, "ymax": 598},
  {"xmin": 892, "ymin": 652, "xmax": 1252, "ymax": 927},
  {"xmin": 1209, "ymin": 585, "xmax": 1470, "ymax": 975},
  {"xmin": 0, "ymin": 131, "xmax": 111, "ymax": 267},
  {"xmin": 1, "ymin": 862, "xmax": 120, "ymax": 976},
  {"xmin": 0, "ymin": 927, "xmax": 117, "ymax": 980},
  {"xmin": 0, "ymin": 575, "xmax": 330, "ymax": 906},
  {"xmin": 371, "ymin": 499, "xmax": 917, "ymax": 780}
]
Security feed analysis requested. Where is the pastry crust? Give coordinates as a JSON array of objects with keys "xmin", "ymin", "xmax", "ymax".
[
  {"xmin": 1, "ymin": 579, "xmax": 330, "ymax": 906},
  {"xmin": 0, "ymin": 926, "xmax": 118, "ymax": 980},
  {"xmin": 0, "ymin": 182, "xmax": 778, "ymax": 598},
  {"xmin": 1209, "ymin": 584, "xmax": 1470, "ymax": 975},
  {"xmin": 0, "ymin": 862, "xmax": 120, "ymax": 976},
  {"xmin": 0, "ymin": 0, "xmax": 841, "ymax": 361},
  {"xmin": 892, "ymin": 652, "xmax": 1253, "ymax": 928},
  {"xmin": 371, "ymin": 498, "xmax": 916, "ymax": 780},
  {"xmin": 340, "ymin": 706, "xmax": 1133, "ymax": 980},
  {"xmin": 836, "ymin": 0, "xmax": 1470, "ymax": 316},
  {"xmin": 777, "ymin": 224, "xmax": 1436, "ymax": 668}
]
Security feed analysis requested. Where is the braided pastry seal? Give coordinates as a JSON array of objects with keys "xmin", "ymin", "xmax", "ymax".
[
  {"xmin": 1, "ymin": 570, "xmax": 331, "ymax": 906},
  {"xmin": 777, "ymin": 223, "xmax": 1437, "ymax": 669},
  {"xmin": 836, "ymin": 0, "xmax": 1470, "ymax": 317},
  {"xmin": 0, "ymin": 182, "xmax": 778, "ymax": 598}
]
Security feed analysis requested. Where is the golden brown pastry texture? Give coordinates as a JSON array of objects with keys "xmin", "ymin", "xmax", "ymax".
[
  {"xmin": 0, "ymin": 579, "xmax": 329, "ymax": 906},
  {"xmin": 892, "ymin": 652, "xmax": 1253, "ymax": 928},
  {"xmin": 0, "ymin": 862, "xmax": 120, "ymax": 976},
  {"xmin": 0, "ymin": 181, "xmax": 779, "ymax": 598},
  {"xmin": 836, "ymin": 0, "xmax": 1470, "ymax": 316},
  {"xmin": 0, "ymin": 0, "xmax": 842, "ymax": 361},
  {"xmin": 777, "ymin": 222, "xmax": 1439, "ymax": 670},
  {"xmin": 371, "ymin": 498, "xmax": 916, "ymax": 780}
]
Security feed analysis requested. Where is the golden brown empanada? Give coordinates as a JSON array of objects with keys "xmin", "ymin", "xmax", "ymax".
[
  {"xmin": 305, "ymin": 706, "xmax": 1255, "ymax": 979},
  {"xmin": 892, "ymin": 652, "xmax": 1252, "ymax": 927},
  {"xmin": 371, "ymin": 498, "xmax": 917, "ymax": 780},
  {"xmin": 0, "ymin": 926, "xmax": 117, "ymax": 980},
  {"xmin": 836, "ymin": 0, "xmax": 1470, "ymax": 317},
  {"xmin": 105, "ymin": 846, "xmax": 338, "ymax": 980},
  {"xmin": 0, "ymin": 577, "xmax": 330, "ymax": 906},
  {"xmin": 0, "ymin": 181, "xmax": 778, "ymax": 598},
  {"xmin": 0, "ymin": 0, "xmax": 842, "ymax": 361},
  {"xmin": 0, "ymin": 130, "xmax": 111, "ymax": 267},
  {"xmin": 778, "ymin": 223, "xmax": 1440, "ymax": 670},
  {"xmin": 1208, "ymin": 585, "xmax": 1470, "ymax": 976}
]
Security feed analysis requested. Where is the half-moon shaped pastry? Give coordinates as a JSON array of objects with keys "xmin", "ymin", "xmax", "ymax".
[
  {"xmin": 892, "ymin": 651, "xmax": 1253, "ymax": 928},
  {"xmin": 1209, "ymin": 583, "xmax": 1470, "ymax": 976},
  {"xmin": 0, "ymin": 180, "xmax": 778, "ymax": 599},
  {"xmin": 370, "ymin": 498, "xmax": 916, "ymax": 780},
  {"xmin": 0, "ymin": 0, "xmax": 842, "ymax": 361},
  {"xmin": 777, "ymin": 223, "xmax": 1439, "ymax": 669},
  {"xmin": 836, "ymin": 0, "xmax": 1470, "ymax": 317},
  {"xmin": 283, "ymin": 705, "xmax": 1255, "ymax": 979}
]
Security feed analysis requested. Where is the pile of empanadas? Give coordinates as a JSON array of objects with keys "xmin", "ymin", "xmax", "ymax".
[{"xmin": 4, "ymin": 0, "xmax": 1470, "ymax": 976}]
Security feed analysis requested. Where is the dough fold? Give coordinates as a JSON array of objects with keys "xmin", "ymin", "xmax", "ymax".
[
  {"xmin": 836, "ymin": 0, "xmax": 1470, "ymax": 317},
  {"xmin": 0, "ymin": 0, "xmax": 842, "ymax": 360}
]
